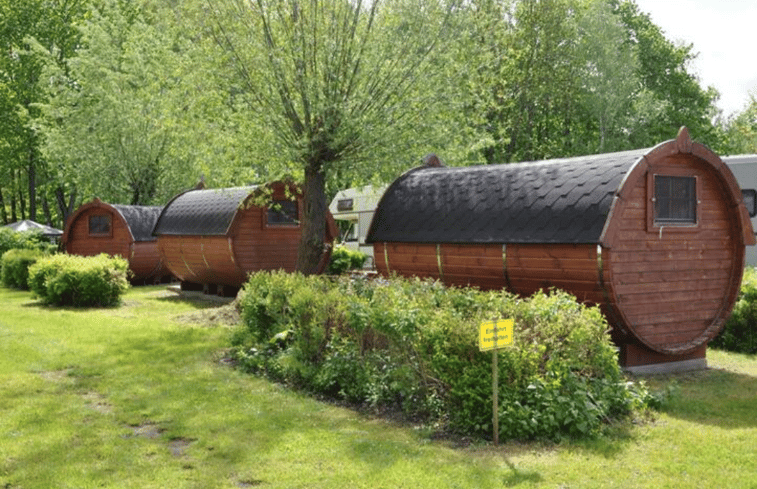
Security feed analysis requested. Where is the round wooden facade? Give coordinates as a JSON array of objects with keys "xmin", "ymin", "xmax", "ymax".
[
  {"xmin": 366, "ymin": 128, "xmax": 755, "ymax": 361},
  {"xmin": 61, "ymin": 199, "xmax": 170, "ymax": 283}
]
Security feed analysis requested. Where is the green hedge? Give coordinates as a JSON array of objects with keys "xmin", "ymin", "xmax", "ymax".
[
  {"xmin": 232, "ymin": 271, "xmax": 654, "ymax": 441},
  {"xmin": 327, "ymin": 245, "xmax": 368, "ymax": 274},
  {"xmin": 1, "ymin": 249, "xmax": 47, "ymax": 289},
  {"xmin": 28, "ymin": 253, "xmax": 130, "ymax": 307},
  {"xmin": 712, "ymin": 267, "xmax": 757, "ymax": 354}
]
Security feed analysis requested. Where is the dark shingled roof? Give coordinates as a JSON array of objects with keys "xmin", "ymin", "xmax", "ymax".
[
  {"xmin": 153, "ymin": 187, "xmax": 258, "ymax": 236},
  {"xmin": 111, "ymin": 205, "xmax": 163, "ymax": 242},
  {"xmin": 366, "ymin": 149, "xmax": 648, "ymax": 245}
]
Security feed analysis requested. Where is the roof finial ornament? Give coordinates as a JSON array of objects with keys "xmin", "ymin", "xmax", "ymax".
[
  {"xmin": 423, "ymin": 153, "xmax": 445, "ymax": 167},
  {"xmin": 676, "ymin": 126, "xmax": 692, "ymax": 154},
  {"xmin": 195, "ymin": 174, "xmax": 206, "ymax": 190}
]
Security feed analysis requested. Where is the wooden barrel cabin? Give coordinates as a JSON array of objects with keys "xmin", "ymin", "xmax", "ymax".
[
  {"xmin": 366, "ymin": 128, "xmax": 756, "ymax": 371},
  {"xmin": 61, "ymin": 199, "xmax": 171, "ymax": 283},
  {"xmin": 153, "ymin": 182, "xmax": 337, "ymax": 295}
]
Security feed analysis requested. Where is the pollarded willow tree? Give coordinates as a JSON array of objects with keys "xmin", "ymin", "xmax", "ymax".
[{"xmin": 206, "ymin": 0, "xmax": 458, "ymax": 274}]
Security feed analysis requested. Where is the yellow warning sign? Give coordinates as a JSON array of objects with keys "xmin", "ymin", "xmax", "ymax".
[{"xmin": 479, "ymin": 319, "xmax": 514, "ymax": 351}]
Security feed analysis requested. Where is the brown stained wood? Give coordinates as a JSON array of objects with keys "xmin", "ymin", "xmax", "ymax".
[
  {"xmin": 615, "ymin": 279, "xmax": 729, "ymax": 298},
  {"xmin": 623, "ymin": 298, "xmax": 723, "ymax": 318},
  {"xmin": 610, "ymin": 258, "xmax": 733, "ymax": 274},
  {"xmin": 372, "ymin": 135, "xmax": 753, "ymax": 360},
  {"xmin": 64, "ymin": 204, "xmax": 168, "ymax": 282},
  {"xmin": 609, "ymin": 248, "xmax": 732, "ymax": 263},
  {"xmin": 508, "ymin": 244, "xmax": 597, "ymax": 259},
  {"xmin": 508, "ymin": 267, "xmax": 599, "ymax": 283}
]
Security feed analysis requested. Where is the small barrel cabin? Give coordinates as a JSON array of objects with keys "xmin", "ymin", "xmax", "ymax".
[
  {"xmin": 61, "ymin": 199, "xmax": 171, "ymax": 283},
  {"xmin": 366, "ymin": 128, "xmax": 756, "ymax": 372},
  {"xmin": 153, "ymin": 182, "xmax": 338, "ymax": 295}
]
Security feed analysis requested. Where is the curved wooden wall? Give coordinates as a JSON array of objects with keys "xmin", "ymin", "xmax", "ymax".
[
  {"xmin": 62, "ymin": 202, "xmax": 170, "ymax": 283},
  {"xmin": 600, "ymin": 153, "xmax": 747, "ymax": 355}
]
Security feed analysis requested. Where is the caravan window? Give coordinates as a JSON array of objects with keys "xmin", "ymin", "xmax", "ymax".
[{"xmin": 742, "ymin": 189, "xmax": 757, "ymax": 217}]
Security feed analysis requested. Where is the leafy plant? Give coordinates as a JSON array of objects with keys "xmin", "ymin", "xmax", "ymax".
[
  {"xmin": 0, "ymin": 248, "xmax": 47, "ymax": 289},
  {"xmin": 28, "ymin": 253, "xmax": 130, "ymax": 307},
  {"xmin": 233, "ymin": 271, "xmax": 653, "ymax": 441},
  {"xmin": 327, "ymin": 245, "xmax": 368, "ymax": 274},
  {"xmin": 712, "ymin": 267, "xmax": 757, "ymax": 353}
]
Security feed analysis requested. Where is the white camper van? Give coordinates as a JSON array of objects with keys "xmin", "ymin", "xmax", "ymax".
[
  {"xmin": 724, "ymin": 155, "xmax": 757, "ymax": 266},
  {"xmin": 328, "ymin": 185, "xmax": 386, "ymax": 268}
]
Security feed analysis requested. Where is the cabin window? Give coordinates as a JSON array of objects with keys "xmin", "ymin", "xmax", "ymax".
[
  {"xmin": 267, "ymin": 199, "xmax": 299, "ymax": 226},
  {"xmin": 88, "ymin": 214, "xmax": 112, "ymax": 236},
  {"xmin": 742, "ymin": 189, "xmax": 757, "ymax": 218},
  {"xmin": 654, "ymin": 175, "xmax": 697, "ymax": 225}
]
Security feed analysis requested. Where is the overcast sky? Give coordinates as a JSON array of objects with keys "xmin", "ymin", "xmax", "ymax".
[{"xmin": 632, "ymin": 0, "xmax": 757, "ymax": 118}]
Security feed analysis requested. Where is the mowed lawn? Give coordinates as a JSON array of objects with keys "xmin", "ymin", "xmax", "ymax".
[{"xmin": 1, "ymin": 285, "xmax": 756, "ymax": 489}]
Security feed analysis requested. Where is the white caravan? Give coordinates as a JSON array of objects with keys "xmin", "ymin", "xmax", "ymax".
[
  {"xmin": 328, "ymin": 185, "xmax": 386, "ymax": 268},
  {"xmin": 724, "ymin": 155, "xmax": 757, "ymax": 266}
]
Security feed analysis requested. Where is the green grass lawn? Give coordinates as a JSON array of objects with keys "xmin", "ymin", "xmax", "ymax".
[{"xmin": 1, "ymin": 285, "xmax": 756, "ymax": 488}]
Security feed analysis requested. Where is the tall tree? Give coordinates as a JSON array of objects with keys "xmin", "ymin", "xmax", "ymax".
[
  {"xmin": 0, "ymin": 0, "xmax": 88, "ymax": 225},
  {"xmin": 721, "ymin": 94, "xmax": 757, "ymax": 155},
  {"xmin": 39, "ymin": 0, "xmax": 204, "ymax": 205},
  {"xmin": 576, "ymin": 0, "xmax": 639, "ymax": 153},
  {"xmin": 613, "ymin": 0, "xmax": 720, "ymax": 147},
  {"xmin": 207, "ymin": 0, "xmax": 457, "ymax": 273}
]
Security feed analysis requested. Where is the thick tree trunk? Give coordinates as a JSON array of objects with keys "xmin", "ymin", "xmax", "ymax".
[
  {"xmin": 55, "ymin": 186, "xmax": 76, "ymax": 226},
  {"xmin": 18, "ymin": 183, "xmax": 26, "ymax": 221},
  {"xmin": 296, "ymin": 162, "xmax": 327, "ymax": 275},
  {"xmin": 0, "ymin": 187, "xmax": 6, "ymax": 224},
  {"xmin": 42, "ymin": 195, "xmax": 53, "ymax": 227},
  {"xmin": 28, "ymin": 152, "xmax": 37, "ymax": 223}
]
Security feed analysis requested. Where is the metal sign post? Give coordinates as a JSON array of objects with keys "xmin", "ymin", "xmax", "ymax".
[{"xmin": 479, "ymin": 318, "xmax": 514, "ymax": 446}]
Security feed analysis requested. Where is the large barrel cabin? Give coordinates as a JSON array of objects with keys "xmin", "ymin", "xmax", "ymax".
[
  {"xmin": 153, "ymin": 182, "xmax": 337, "ymax": 295},
  {"xmin": 61, "ymin": 199, "xmax": 171, "ymax": 283},
  {"xmin": 366, "ymin": 128, "xmax": 756, "ymax": 372}
]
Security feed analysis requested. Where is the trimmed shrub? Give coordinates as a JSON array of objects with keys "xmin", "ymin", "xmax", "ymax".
[
  {"xmin": 233, "ymin": 271, "xmax": 654, "ymax": 441},
  {"xmin": 712, "ymin": 267, "xmax": 757, "ymax": 354},
  {"xmin": 28, "ymin": 253, "xmax": 130, "ymax": 307},
  {"xmin": 1, "ymin": 249, "xmax": 47, "ymax": 289},
  {"xmin": 327, "ymin": 245, "xmax": 368, "ymax": 274}
]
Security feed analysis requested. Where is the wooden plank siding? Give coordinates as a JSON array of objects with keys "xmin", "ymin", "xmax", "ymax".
[
  {"xmin": 129, "ymin": 241, "xmax": 166, "ymax": 280},
  {"xmin": 603, "ymin": 156, "xmax": 743, "ymax": 354},
  {"xmin": 62, "ymin": 201, "xmax": 171, "ymax": 282},
  {"xmin": 65, "ymin": 208, "xmax": 131, "ymax": 259},
  {"xmin": 367, "ymin": 130, "xmax": 755, "ymax": 363},
  {"xmin": 233, "ymin": 208, "xmax": 301, "ymax": 273},
  {"xmin": 155, "ymin": 182, "xmax": 336, "ymax": 289},
  {"xmin": 375, "ymin": 242, "xmax": 605, "ymax": 304},
  {"xmin": 158, "ymin": 235, "xmax": 247, "ymax": 287}
]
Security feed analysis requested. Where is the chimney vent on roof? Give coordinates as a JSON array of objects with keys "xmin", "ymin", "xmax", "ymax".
[{"xmin": 423, "ymin": 153, "xmax": 444, "ymax": 168}]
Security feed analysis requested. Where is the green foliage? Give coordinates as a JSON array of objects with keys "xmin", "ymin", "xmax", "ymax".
[
  {"xmin": 233, "ymin": 271, "xmax": 653, "ymax": 441},
  {"xmin": 0, "ymin": 248, "xmax": 46, "ymax": 289},
  {"xmin": 712, "ymin": 267, "xmax": 757, "ymax": 354},
  {"xmin": 720, "ymin": 95, "xmax": 757, "ymax": 155},
  {"xmin": 0, "ymin": 228, "xmax": 56, "ymax": 277},
  {"xmin": 27, "ymin": 253, "xmax": 130, "ymax": 307},
  {"xmin": 0, "ymin": 228, "xmax": 56, "ymax": 257},
  {"xmin": 327, "ymin": 246, "xmax": 368, "ymax": 274}
]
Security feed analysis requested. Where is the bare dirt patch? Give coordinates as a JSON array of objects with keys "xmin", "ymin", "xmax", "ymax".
[
  {"xmin": 129, "ymin": 422, "xmax": 164, "ymax": 439},
  {"xmin": 83, "ymin": 391, "xmax": 113, "ymax": 414}
]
